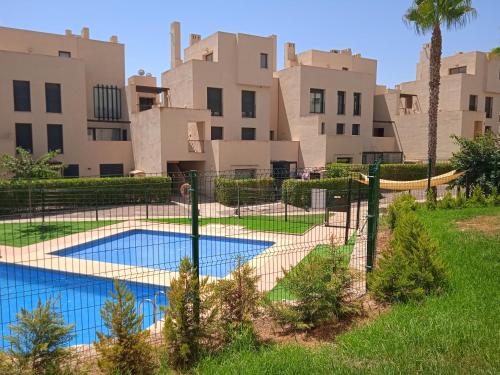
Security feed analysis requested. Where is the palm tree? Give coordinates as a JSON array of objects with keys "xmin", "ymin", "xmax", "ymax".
[{"xmin": 404, "ymin": 0, "xmax": 477, "ymax": 181}]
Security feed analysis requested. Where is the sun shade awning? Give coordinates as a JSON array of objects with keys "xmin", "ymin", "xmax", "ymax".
[{"xmin": 357, "ymin": 170, "xmax": 463, "ymax": 190}]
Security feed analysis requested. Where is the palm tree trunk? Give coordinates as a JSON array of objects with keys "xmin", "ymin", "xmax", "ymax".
[{"xmin": 428, "ymin": 24, "xmax": 442, "ymax": 180}]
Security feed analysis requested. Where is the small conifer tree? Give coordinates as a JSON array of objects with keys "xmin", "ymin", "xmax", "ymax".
[
  {"xmin": 95, "ymin": 280, "xmax": 156, "ymax": 375},
  {"xmin": 386, "ymin": 193, "xmax": 418, "ymax": 230}
]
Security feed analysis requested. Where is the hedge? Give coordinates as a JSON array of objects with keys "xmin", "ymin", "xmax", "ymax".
[
  {"xmin": 0, "ymin": 176, "xmax": 172, "ymax": 214},
  {"xmin": 282, "ymin": 177, "xmax": 367, "ymax": 209},
  {"xmin": 325, "ymin": 163, "xmax": 454, "ymax": 181},
  {"xmin": 214, "ymin": 177, "xmax": 274, "ymax": 206}
]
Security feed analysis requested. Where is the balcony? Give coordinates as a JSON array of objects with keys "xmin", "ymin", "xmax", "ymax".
[{"xmin": 188, "ymin": 140, "xmax": 204, "ymax": 153}]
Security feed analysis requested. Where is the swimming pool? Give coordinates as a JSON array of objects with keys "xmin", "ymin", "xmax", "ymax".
[
  {"xmin": 0, "ymin": 263, "xmax": 167, "ymax": 348},
  {"xmin": 54, "ymin": 229, "xmax": 274, "ymax": 278}
]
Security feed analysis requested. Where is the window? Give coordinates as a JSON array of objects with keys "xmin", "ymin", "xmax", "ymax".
[
  {"xmin": 93, "ymin": 85, "xmax": 122, "ymax": 120},
  {"xmin": 204, "ymin": 52, "xmax": 213, "ymax": 62},
  {"xmin": 207, "ymin": 87, "xmax": 223, "ymax": 116},
  {"xmin": 13, "ymin": 80, "xmax": 31, "ymax": 112},
  {"xmin": 63, "ymin": 164, "xmax": 79, "ymax": 178},
  {"xmin": 353, "ymin": 92, "xmax": 361, "ymax": 116},
  {"xmin": 320, "ymin": 122, "xmax": 325, "ymax": 135},
  {"xmin": 241, "ymin": 127, "xmax": 256, "ymax": 140},
  {"xmin": 362, "ymin": 152, "xmax": 403, "ymax": 164},
  {"xmin": 235, "ymin": 169, "xmax": 256, "ymax": 179},
  {"xmin": 373, "ymin": 127, "xmax": 385, "ymax": 137},
  {"xmin": 309, "ymin": 88, "xmax": 325, "ymax": 113},
  {"xmin": 139, "ymin": 97, "xmax": 154, "ymax": 111},
  {"xmin": 342, "ymin": 67, "xmax": 349, "ymax": 71},
  {"xmin": 241, "ymin": 90, "xmax": 256, "ymax": 118},
  {"xmin": 260, "ymin": 53, "xmax": 268, "ymax": 69},
  {"xmin": 352, "ymin": 123, "xmax": 360, "ymax": 135},
  {"xmin": 337, "ymin": 157, "xmax": 352, "ymax": 163},
  {"xmin": 87, "ymin": 127, "xmax": 123, "ymax": 141},
  {"xmin": 45, "ymin": 83, "xmax": 62, "ymax": 113},
  {"xmin": 47, "ymin": 124, "xmax": 63, "ymax": 153},
  {"xmin": 336, "ymin": 123, "xmax": 345, "ymax": 135},
  {"xmin": 99, "ymin": 164, "xmax": 124, "ymax": 177},
  {"xmin": 15, "ymin": 123, "xmax": 33, "ymax": 153},
  {"xmin": 58, "ymin": 51, "xmax": 71, "ymax": 58},
  {"xmin": 469, "ymin": 95, "xmax": 478, "ymax": 111},
  {"xmin": 449, "ymin": 66, "xmax": 466, "ymax": 75},
  {"xmin": 211, "ymin": 126, "xmax": 223, "ymax": 140},
  {"xmin": 337, "ymin": 91, "xmax": 346, "ymax": 115},
  {"xmin": 485, "ymin": 97, "xmax": 493, "ymax": 119},
  {"xmin": 270, "ymin": 130, "xmax": 275, "ymax": 140}
]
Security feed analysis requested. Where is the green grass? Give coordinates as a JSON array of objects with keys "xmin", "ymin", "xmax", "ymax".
[
  {"xmin": 266, "ymin": 235, "xmax": 357, "ymax": 301},
  {"xmin": 194, "ymin": 207, "xmax": 500, "ymax": 374},
  {"xmin": 149, "ymin": 214, "xmax": 325, "ymax": 234},
  {"xmin": 0, "ymin": 220, "xmax": 121, "ymax": 247}
]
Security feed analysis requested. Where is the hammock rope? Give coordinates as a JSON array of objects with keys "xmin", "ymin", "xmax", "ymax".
[{"xmin": 358, "ymin": 170, "xmax": 463, "ymax": 191}]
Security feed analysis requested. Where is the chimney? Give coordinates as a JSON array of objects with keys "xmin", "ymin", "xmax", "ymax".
[
  {"xmin": 190, "ymin": 33, "xmax": 201, "ymax": 46},
  {"xmin": 284, "ymin": 42, "xmax": 297, "ymax": 68},
  {"xmin": 81, "ymin": 27, "xmax": 89, "ymax": 39},
  {"xmin": 65, "ymin": 29, "xmax": 72, "ymax": 36},
  {"xmin": 270, "ymin": 34, "xmax": 277, "ymax": 71},
  {"xmin": 110, "ymin": 35, "xmax": 118, "ymax": 43},
  {"xmin": 170, "ymin": 21, "xmax": 182, "ymax": 69}
]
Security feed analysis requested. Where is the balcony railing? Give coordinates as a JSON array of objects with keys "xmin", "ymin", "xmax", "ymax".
[{"xmin": 188, "ymin": 140, "xmax": 204, "ymax": 153}]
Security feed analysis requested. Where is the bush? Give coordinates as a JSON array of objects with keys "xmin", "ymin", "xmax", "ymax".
[
  {"xmin": 281, "ymin": 177, "xmax": 366, "ymax": 209},
  {"xmin": 162, "ymin": 257, "xmax": 217, "ymax": 370},
  {"xmin": 4, "ymin": 299, "xmax": 75, "ymax": 374},
  {"xmin": 95, "ymin": 280, "xmax": 157, "ymax": 375},
  {"xmin": 386, "ymin": 193, "xmax": 417, "ymax": 230},
  {"xmin": 264, "ymin": 244, "xmax": 357, "ymax": 330},
  {"xmin": 437, "ymin": 191, "xmax": 456, "ymax": 209},
  {"xmin": 425, "ymin": 189, "xmax": 437, "ymax": 210},
  {"xmin": 466, "ymin": 185, "xmax": 487, "ymax": 207},
  {"xmin": 212, "ymin": 260, "xmax": 261, "ymax": 341},
  {"xmin": 369, "ymin": 212, "xmax": 447, "ymax": 303},
  {"xmin": 214, "ymin": 177, "xmax": 274, "ymax": 207},
  {"xmin": 0, "ymin": 176, "xmax": 172, "ymax": 215}
]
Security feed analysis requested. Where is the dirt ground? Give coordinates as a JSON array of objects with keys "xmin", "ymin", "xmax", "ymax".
[{"xmin": 456, "ymin": 214, "xmax": 500, "ymax": 237}]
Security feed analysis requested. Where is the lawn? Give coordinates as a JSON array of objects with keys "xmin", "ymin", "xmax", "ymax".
[
  {"xmin": 195, "ymin": 207, "xmax": 500, "ymax": 374},
  {"xmin": 0, "ymin": 220, "xmax": 121, "ymax": 247},
  {"xmin": 148, "ymin": 214, "xmax": 325, "ymax": 234},
  {"xmin": 266, "ymin": 234, "xmax": 357, "ymax": 301}
]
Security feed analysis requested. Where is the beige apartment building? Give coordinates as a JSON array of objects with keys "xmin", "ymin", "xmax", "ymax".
[
  {"xmin": 375, "ymin": 44, "xmax": 500, "ymax": 161},
  {"xmin": 0, "ymin": 26, "xmax": 133, "ymax": 177}
]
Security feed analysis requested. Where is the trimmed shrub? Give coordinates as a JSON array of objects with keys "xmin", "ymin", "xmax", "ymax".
[
  {"xmin": 281, "ymin": 177, "xmax": 366, "ymax": 209},
  {"xmin": 214, "ymin": 177, "xmax": 274, "ymax": 207},
  {"xmin": 0, "ymin": 176, "xmax": 172, "ymax": 214},
  {"xmin": 95, "ymin": 280, "xmax": 157, "ymax": 375},
  {"xmin": 369, "ymin": 212, "xmax": 447, "ymax": 303},
  {"xmin": 385, "ymin": 193, "xmax": 418, "ymax": 231},
  {"xmin": 264, "ymin": 244, "xmax": 358, "ymax": 330}
]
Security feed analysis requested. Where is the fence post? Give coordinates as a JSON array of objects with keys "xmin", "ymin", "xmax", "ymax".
[
  {"xmin": 284, "ymin": 188, "xmax": 288, "ymax": 222},
  {"xmin": 356, "ymin": 180, "xmax": 361, "ymax": 230},
  {"xmin": 189, "ymin": 170, "xmax": 200, "ymax": 324},
  {"xmin": 344, "ymin": 178, "xmax": 352, "ymax": 245},
  {"xmin": 366, "ymin": 161, "xmax": 380, "ymax": 279}
]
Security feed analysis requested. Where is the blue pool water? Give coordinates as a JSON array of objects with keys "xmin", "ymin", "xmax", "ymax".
[
  {"xmin": 54, "ymin": 229, "xmax": 274, "ymax": 278},
  {"xmin": 0, "ymin": 263, "xmax": 167, "ymax": 348}
]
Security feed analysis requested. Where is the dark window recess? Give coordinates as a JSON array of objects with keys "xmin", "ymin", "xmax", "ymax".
[
  {"xmin": 320, "ymin": 122, "xmax": 325, "ymax": 135},
  {"xmin": 337, "ymin": 90, "xmax": 346, "ymax": 115},
  {"xmin": 270, "ymin": 130, "xmax": 275, "ymax": 140},
  {"xmin": 352, "ymin": 123, "xmax": 360, "ymax": 135},
  {"xmin": 373, "ymin": 127, "xmax": 385, "ymax": 137},
  {"xmin": 362, "ymin": 152, "xmax": 403, "ymax": 164},
  {"xmin": 139, "ymin": 97, "xmax": 154, "ymax": 111},
  {"xmin": 63, "ymin": 164, "xmax": 79, "ymax": 178},
  {"xmin": 47, "ymin": 124, "xmax": 63, "ymax": 153},
  {"xmin": 122, "ymin": 129, "xmax": 128, "ymax": 141},
  {"xmin": 58, "ymin": 51, "xmax": 71, "ymax": 58},
  {"xmin": 211, "ymin": 126, "xmax": 223, "ymax": 140},
  {"xmin": 310, "ymin": 88, "xmax": 325, "ymax": 113},
  {"xmin": 45, "ymin": 83, "xmax": 62, "ymax": 113},
  {"xmin": 485, "ymin": 97, "xmax": 493, "ymax": 118},
  {"xmin": 336, "ymin": 123, "xmax": 345, "ymax": 135},
  {"xmin": 469, "ymin": 95, "xmax": 478, "ymax": 111},
  {"xmin": 342, "ymin": 67, "xmax": 349, "ymax": 71},
  {"xmin": 337, "ymin": 157, "xmax": 352, "ymax": 163},
  {"xmin": 260, "ymin": 53, "xmax": 268, "ymax": 69},
  {"xmin": 241, "ymin": 127, "xmax": 256, "ymax": 140},
  {"xmin": 13, "ymin": 80, "xmax": 31, "ymax": 112},
  {"xmin": 15, "ymin": 123, "xmax": 33, "ymax": 153},
  {"xmin": 99, "ymin": 164, "xmax": 124, "ymax": 177},
  {"xmin": 204, "ymin": 52, "xmax": 213, "ymax": 61},
  {"xmin": 353, "ymin": 92, "xmax": 361, "ymax": 116},
  {"xmin": 207, "ymin": 87, "xmax": 223, "ymax": 116},
  {"xmin": 235, "ymin": 169, "xmax": 256, "ymax": 179},
  {"xmin": 449, "ymin": 66, "xmax": 466, "ymax": 75},
  {"xmin": 242, "ymin": 90, "xmax": 256, "ymax": 118},
  {"xmin": 93, "ymin": 85, "xmax": 122, "ymax": 120}
]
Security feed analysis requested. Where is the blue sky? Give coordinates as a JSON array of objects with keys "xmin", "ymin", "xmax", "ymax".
[{"xmin": 1, "ymin": 0, "xmax": 499, "ymax": 87}]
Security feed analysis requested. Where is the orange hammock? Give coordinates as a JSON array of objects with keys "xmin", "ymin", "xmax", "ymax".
[{"xmin": 358, "ymin": 170, "xmax": 463, "ymax": 191}]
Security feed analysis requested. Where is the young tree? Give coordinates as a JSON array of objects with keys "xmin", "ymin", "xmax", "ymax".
[
  {"xmin": 404, "ymin": 0, "xmax": 477, "ymax": 177},
  {"xmin": 95, "ymin": 280, "xmax": 157, "ymax": 375},
  {"xmin": 4, "ymin": 299, "xmax": 74, "ymax": 374},
  {"xmin": 0, "ymin": 148, "xmax": 63, "ymax": 179}
]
